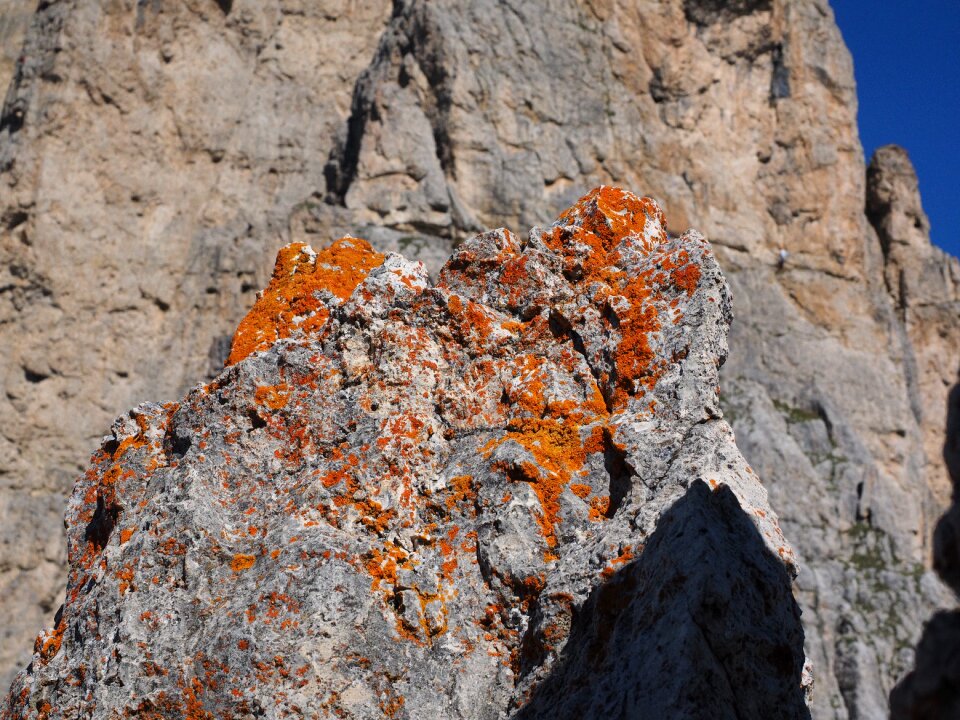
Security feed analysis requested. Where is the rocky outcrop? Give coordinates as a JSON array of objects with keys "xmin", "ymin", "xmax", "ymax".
[
  {"xmin": 889, "ymin": 377, "xmax": 960, "ymax": 718},
  {"xmin": 1, "ymin": 188, "xmax": 811, "ymax": 719},
  {"xmin": 1, "ymin": 0, "xmax": 958, "ymax": 716},
  {"xmin": 867, "ymin": 147, "xmax": 960, "ymax": 718}
]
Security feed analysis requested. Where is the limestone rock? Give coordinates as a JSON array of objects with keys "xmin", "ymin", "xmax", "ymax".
[
  {"xmin": 1, "ymin": 0, "xmax": 959, "ymax": 715},
  {"xmin": 867, "ymin": 145, "xmax": 960, "ymax": 509},
  {"xmin": 0, "ymin": 1, "xmax": 30, "ymax": 97},
  {"xmin": 0, "ymin": 0, "xmax": 395, "ymax": 685},
  {"xmin": 889, "ymin": 378, "xmax": 960, "ymax": 719},
  {"xmin": 1, "ymin": 188, "xmax": 810, "ymax": 719}
]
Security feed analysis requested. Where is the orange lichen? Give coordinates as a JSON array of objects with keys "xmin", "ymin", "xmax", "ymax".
[
  {"xmin": 444, "ymin": 475, "xmax": 477, "ymax": 514},
  {"xmin": 496, "ymin": 417, "xmax": 594, "ymax": 547},
  {"xmin": 600, "ymin": 545, "xmax": 636, "ymax": 579},
  {"xmin": 378, "ymin": 688, "xmax": 406, "ymax": 719},
  {"xmin": 363, "ymin": 544, "xmax": 408, "ymax": 591},
  {"xmin": 254, "ymin": 383, "xmax": 291, "ymax": 411},
  {"xmin": 557, "ymin": 186, "xmax": 665, "ymax": 252},
  {"xmin": 34, "ymin": 616, "xmax": 66, "ymax": 665},
  {"xmin": 230, "ymin": 554, "xmax": 257, "ymax": 573},
  {"xmin": 569, "ymin": 483, "xmax": 592, "ymax": 500},
  {"xmin": 227, "ymin": 238, "xmax": 385, "ymax": 365},
  {"xmin": 670, "ymin": 261, "xmax": 701, "ymax": 296},
  {"xmin": 182, "ymin": 677, "xmax": 214, "ymax": 720},
  {"xmin": 117, "ymin": 566, "xmax": 135, "ymax": 595},
  {"xmin": 536, "ymin": 186, "xmax": 702, "ymax": 409}
]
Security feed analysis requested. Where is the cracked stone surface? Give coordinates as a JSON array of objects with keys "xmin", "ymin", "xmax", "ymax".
[
  {"xmin": 0, "ymin": 0, "xmax": 29, "ymax": 96},
  {"xmin": 890, "ymin": 377, "xmax": 960, "ymax": 719},
  {"xmin": 1, "ymin": 1, "xmax": 958, "ymax": 716},
  {"xmin": 1, "ymin": 188, "xmax": 810, "ymax": 719}
]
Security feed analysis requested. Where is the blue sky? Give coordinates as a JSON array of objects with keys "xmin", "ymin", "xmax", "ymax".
[{"xmin": 832, "ymin": 0, "xmax": 959, "ymax": 258}]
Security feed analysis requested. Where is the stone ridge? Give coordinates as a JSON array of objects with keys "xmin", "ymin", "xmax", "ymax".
[{"xmin": 2, "ymin": 187, "xmax": 808, "ymax": 718}]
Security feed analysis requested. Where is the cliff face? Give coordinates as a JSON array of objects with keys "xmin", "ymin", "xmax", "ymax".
[
  {"xmin": 2, "ymin": 189, "xmax": 812, "ymax": 718},
  {"xmin": 890, "ymin": 378, "xmax": 960, "ymax": 720},
  {"xmin": 0, "ymin": 0, "xmax": 30, "ymax": 96},
  {"xmin": 1, "ymin": 0, "xmax": 958, "ymax": 717}
]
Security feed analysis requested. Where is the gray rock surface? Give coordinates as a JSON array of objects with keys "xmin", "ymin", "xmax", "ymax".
[
  {"xmin": 0, "ymin": 0, "xmax": 395, "ymax": 685},
  {"xmin": 0, "ymin": 0, "xmax": 30, "ymax": 97},
  {"xmin": 867, "ymin": 145, "xmax": 960, "ymax": 511},
  {"xmin": 1, "ymin": 188, "xmax": 811, "ymax": 718},
  {"xmin": 889, "ymin": 377, "xmax": 960, "ymax": 719},
  {"xmin": 1, "ymin": 0, "xmax": 958, "ymax": 716}
]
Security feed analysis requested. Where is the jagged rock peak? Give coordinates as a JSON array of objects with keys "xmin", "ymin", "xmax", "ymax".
[{"xmin": 2, "ymin": 187, "xmax": 809, "ymax": 719}]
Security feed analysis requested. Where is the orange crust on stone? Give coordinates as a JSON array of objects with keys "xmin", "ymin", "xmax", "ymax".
[{"xmin": 226, "ymin": 238, "xmax": 385, "ymax": 366}]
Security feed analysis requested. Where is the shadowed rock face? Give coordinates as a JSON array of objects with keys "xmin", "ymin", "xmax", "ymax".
[
  {"xmin": 516, "ymin": 482, "xmax": 809, "ymax": 720},
  {"xmin": 1, "ymin": 0, "xmax": 959, "ymax": 715},
  {"xmin": 1, "ymin": 188, "xmax": 809, "ymax": 718},
  {"xmin": 890, "ymin": 377, "xmax": 960, "ymax": 719}
]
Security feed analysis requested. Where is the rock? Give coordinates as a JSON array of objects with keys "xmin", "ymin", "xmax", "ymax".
[
  {"xmin": 1, "ymin": 1, "xmax": 958, "ymax": 715},
  {"xmin": 890, "ymin": 378, "xmax": 960, "ymax": 719},
  {"xmin": 0, "ymin": 0, "xmax": 396, "ymax": 685},
  {"xmin": 867, "ymin": 145, "xmax": 960, "ymax": 510},
  {"xmin": 0, "ymin": 1, "xmax": 30, "ymax": 97},
  {"xmin": 1, "ymin": 188, "xmax": 810, "ymax": 718}
]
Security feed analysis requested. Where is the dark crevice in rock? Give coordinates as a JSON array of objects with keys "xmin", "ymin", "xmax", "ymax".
[
  {"xmin": 770, "ymin": 44, "xmax": 790, "ymax": 101},
  {"xmin": 3, "ymin": 210, "xmax": 28, "ymax": 230},
  {"xmin": 164, "ymin": 419, "xmax": 194, "ymax": 457},
  {"xmin": 23, "ymin": 367, "xmax": 48, "ymax": 384},
  {"xmin": 246, "ymin": 408, "xmax": 267, "ymax": 431},
  {"xmin": 683, "ymin": 0, "xmax": 772, "ymax": 26},
  {"xmin": 323, "ymin": 88, "xmax": 367, "ymax": 203},
  {"xmin": 0, "ymin": 103, "xmax": 25, "ymax": 135},
  {"xmin": 602, "ymin": 428, "xmax": 632, "ymax": 518},
  {"xmin": 84, "ymin": 494, "xmax": 119, "ymax": 554}
]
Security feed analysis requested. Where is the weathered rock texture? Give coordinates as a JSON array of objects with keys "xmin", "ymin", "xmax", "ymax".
[
  {"xmin": 889, "ymin": 378, "xmax": 960, "ymax": 719},
  {"xmin": 2, "ymin": 188, "xmax": 811, "ymax": 718},
  {"xmin": 0, "ymin": 0, "xmax": 397, "ymax": 685},
  {"xmin": 869, "ymin": 144, "xmax": 960, "ymax": 719},
  {"xmin": 866, "ymin": 145, "xmax": 960, "ymax": 513},
  {"xmin": 1, "ymin": 0, "xmax": 958, "ymax": 716},
  {"xmin": 0, "ymin": 1, "xmax": 31, "ymax": 97}
]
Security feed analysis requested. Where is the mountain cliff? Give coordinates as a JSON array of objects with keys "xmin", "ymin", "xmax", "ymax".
[
  {"xmin": 0, "ymin": 1, "xmax": 957, "ymax": 717},
  {"xmin": 0, "ymin": 0, "xmax": 29, "ymax": 96}
]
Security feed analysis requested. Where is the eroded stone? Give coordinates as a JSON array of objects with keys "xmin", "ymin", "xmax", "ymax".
[{"xmin": 2, "ymin": 188, "xmax": 808, "ymax": 719}]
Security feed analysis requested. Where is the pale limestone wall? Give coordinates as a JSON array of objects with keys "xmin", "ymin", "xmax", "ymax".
[{"xmin": 0, "ymin": 1, "xmax": 31, "ymax": 96}]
